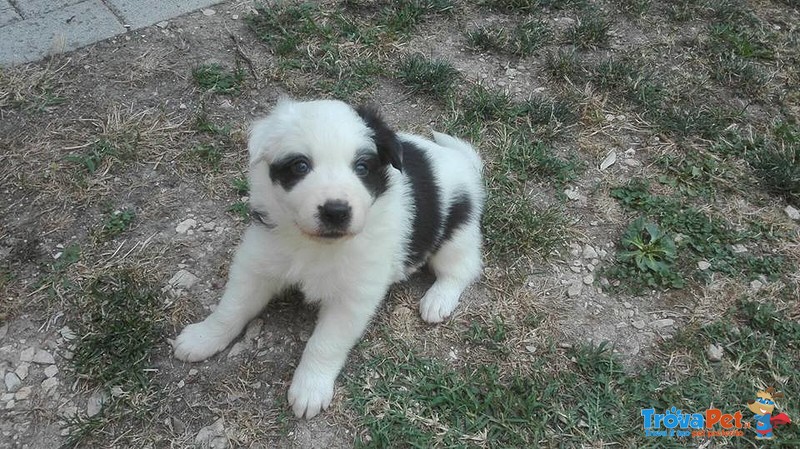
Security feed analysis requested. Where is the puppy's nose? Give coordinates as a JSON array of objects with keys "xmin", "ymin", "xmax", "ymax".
[{"xmin": 318, "ymin": 200, "xmax": 351, "ymax": 227}]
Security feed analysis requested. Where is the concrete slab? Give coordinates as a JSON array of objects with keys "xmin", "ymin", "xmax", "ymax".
[
  {"xmin": 0, "ymin": 0, "xmax": 21, "ymax": 27},
  {"xmin": 104, "ymin": 0, "xmax": 220, "ymax": 29},
  {"xmin": 0, "ymin": 0, "xmax": 125, "ymax": 66},
  {"xmin": 14, "ymin": 0, "xmax": 85, "ymax": 18}
]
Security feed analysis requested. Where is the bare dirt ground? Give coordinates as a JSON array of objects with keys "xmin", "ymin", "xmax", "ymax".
[{"xmin": 1, "ymin": 0, "xmax": 799, "ymax": 448}]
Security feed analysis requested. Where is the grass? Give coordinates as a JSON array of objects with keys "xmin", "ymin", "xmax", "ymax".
[
  {"xmin": 350, "ymin": 297, "xmax": 800, "ymax": 446},
  {"xmin": 566, "ymin": 11, "xmax": 612, "ymax": 49},
  {"xmin": 65, "ymin": 270, "xmax": 164, "ymax": 448},
  {"xmin": 380, "ymin": 0, "xmax": 454, "ymax": 35},
  {"xmin": 604, "ymin": 179, "xmax": 789, "ymax": 292},
  {"xmin": 187, "ymin": 143, "xmax": 223, "ymax": 169},
  {"xmin": 479, "ymin": 0, "xmax": 585, "ymax": 12},
  {"xmin": 466, "ymin": 18, "xmax": 551, "ymax": 56},
  {"xmin": 95, "ymin": 209, "xmax": 135, "ymax": 241},
  {"xmin": 66, "ymin": 139, "xmax": 119, "ymax": 174},
  {"xmin": 192, "ymin": 64, "xmax": 245, "ymax": 94},
  {"xmin": 0, "ymin": 64, "xmax": 66, "ymax": 112},
  {"xmin": 395, "ymin": 54, "xmax": 460, "ymax": 99}
]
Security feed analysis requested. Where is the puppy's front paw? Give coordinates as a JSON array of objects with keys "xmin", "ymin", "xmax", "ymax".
[
  {"xmin": 419, "ymin": 286, "xmax": 460, "ymax": 324},
  {"xmin": 173, "ymin": 319, "xmax": 236, "ymax": 362},
  {"xmin": 287, "ymin": 367, "xmax": 335, "ymax": 419}
]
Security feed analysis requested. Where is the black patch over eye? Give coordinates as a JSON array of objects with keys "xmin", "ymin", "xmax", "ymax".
[
  {"xmin": 269, "ymin": 154, "xmax": 312, "ymax": 191},
  {"xmin": 354, "ymin": 151, "xmax": 389, "ymax": 197}
]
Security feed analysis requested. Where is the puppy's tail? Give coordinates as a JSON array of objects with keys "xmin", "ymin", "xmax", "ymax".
[{"xmin": 431, "ymin": 131, "xmax": 483, "ymax": 174}]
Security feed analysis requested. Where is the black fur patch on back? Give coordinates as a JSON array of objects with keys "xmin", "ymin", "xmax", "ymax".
[
  {"xmin": 403, "ymin": 141, "xmax": 442, "ymax": 267},
  {"xmin": 356, "ymin": 105, "xmax": 403, "ymax": 172},
  {"xmin": 438, "ymin": 193, "xmax": 473, "ymax": 246}
]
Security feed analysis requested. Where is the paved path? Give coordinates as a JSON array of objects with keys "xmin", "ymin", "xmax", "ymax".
[{"xmin": 0, "ymin": 0, "xmax": 221, "ymax": 66}]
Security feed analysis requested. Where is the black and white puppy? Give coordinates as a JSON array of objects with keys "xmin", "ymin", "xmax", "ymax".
[{"xmin": 173, "ymin": 98, "xmax": 485, "ymax": 418}]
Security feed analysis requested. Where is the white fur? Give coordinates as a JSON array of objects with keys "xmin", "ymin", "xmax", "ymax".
[{"xmin": 173, "ymin": 99, "xmax": 484, "ymax": 419}]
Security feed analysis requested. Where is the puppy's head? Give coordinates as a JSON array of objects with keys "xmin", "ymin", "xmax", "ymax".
[{"xmin": 248, "ymin": 99, "xmax": 403, "ymax": 240}]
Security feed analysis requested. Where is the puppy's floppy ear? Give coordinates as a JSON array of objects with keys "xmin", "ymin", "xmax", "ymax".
[
  {"xmin": 248, "ymin": 97, "xmax": 296, "ymax": 166},
  {"xmin": 356, "ymin": 104, "xmax": 403, "ymax": 172}
]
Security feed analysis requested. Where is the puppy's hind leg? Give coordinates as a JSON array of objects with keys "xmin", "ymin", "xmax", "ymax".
[
  {"xmin": 419, "ymin": 224, "xmax": 482, "ymax": 323},
  {"xmin": 173, "ymin": 228, "xmax": 285, "ymax": 362}
]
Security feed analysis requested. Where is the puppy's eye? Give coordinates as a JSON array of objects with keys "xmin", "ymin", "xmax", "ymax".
[
  {"xmin": 291, "ymin": 159, "xmax": 311, "ymax": 175},
  {"xmin": 354, "ymin": 161, "xmax": 370, "ymax": 177}
]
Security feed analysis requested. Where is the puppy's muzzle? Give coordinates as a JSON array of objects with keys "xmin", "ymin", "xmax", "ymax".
[{"xmin": 317, "ymin": 200, "xmax": 351, "ymax": 236}]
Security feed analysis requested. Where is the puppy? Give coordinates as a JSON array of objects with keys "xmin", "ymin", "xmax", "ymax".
[{"xmin": 173, "ymin": 98, "xmax": 484, "ymax": 418}]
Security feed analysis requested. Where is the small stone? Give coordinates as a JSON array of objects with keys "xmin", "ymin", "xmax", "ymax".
[
  {"xmin": 586, "ymin": 264, "xmax": 595, "ymax": 272},
  {"xmin": 632, "ymin": 320, "xmax": 646, "ymax": 330},
  {"xmin": 175, "ymin": 218, "xmax": 197, "ymax": 234},
  {"xmin": 169, "ymin": 270, "xmax": 199, "ymax": 290},
  {"xmin": 87, "ymin": 391, "xmax": 107, "ymax": 417},
  {"xmin": 750, "ymin": 279, "xmax": 763, "ymax": 290},
  {"xmin": 41, "ymin": 377, "xmax": 58, "ymax": 393},
  {"xmin": 582, "ymin": 274, "xmax": 594, "ymax": 285},
  {"xmin": 32, "ymin": 349, "xmax": 55, "ymax": 365},
  {"xmin": 564, "ymin": 188, "xmax": 585, "ymax": 201},
  {"xmin": 785, "ymin": 205, "xmax": 800, "ymax": 220},
  {"xmin": 731, "ymin": 244, "xmax": 747, "ymax": 253},
  {"xmin": 568, "ymin": 243, "xmax": 582, "ymax": 257},
  {"xmin": 59, "ymin": 404, "xmax": 78, "ymax": 419},
  {"xmin": 0, "ymin": 324, "xmax": 7, "ymax": 340},
  {"xmin": 697, "ymin": 260, "xmax": 711, "ymax": 271},
  {"xmin": 567, "ymin": 282, "xmax": 583, "ymax": 298},
  {"xmin": 202, "ymin": 8, "xmax": 216, "ymax": 16},
  {"xmin": 44, "ymin": 365, "xmax": 58, "ymax": 378},
  {"xmin": 651, "ymin": 318, "xmax": 675, "ymax": 328},
  {"xmin": 14, "ymin": 386, "xmax": 32, "ymax": 400},
  {"xmin": 590, "ymin": 220, "xmax": 599, "ymax": 226},
  {"xmin": 599, "ymin": 150, "xmax": 617, "ymax": 170},
  {"xmin": 177, "ymin": 380, "xmax": 185, "ymax": 388},
  {"xmin": 624, "ymin": 148, "xmax": 636, "ymax": 158},
  {"xmin": 706, "ymin": 343, "xmax": 724, "ymax": 362},
  {"xmin": 569, "ymin": 266, "xmax": 582, "ymax": 273},
  {"xmin": 156, "ymin": 21, "xmax": 169, "ymax": 28},
  {"xmin": 188, "ymin": 369, "xmax": 198, "ymax": 376},
  {"xmin": 582, "ymin": 245, "xmax": 598, "ymax": 259},
  {"xmin": 19, "ymin": 347, "xmax": 34, "ymax": 362},
  {"xmin": 623, "ymin": 301, "xmax": 632, "ymax": 309},
  {"xmin": 525, "ymin": 345, "xmax": 536, "ymax": 353},
  {"xmin": 623, "ymin": 158, "xmax": 641, "ymax": 167},
  {"xmin": 201, "ymin": 222, "xmax": 216, "ymax": 232},
  {"xmin": 1, "ymin": 393, "xmax": 13, "ymax": 402},
  {"xmin": 4, "ymin": 372, "xmax": 21, "ymax": 392},
  {"xmin": 195, "ymin": 417, "xmax": 227, "ymax": 449},
  {"xmin": 5, "ymin": 399, "xmax": 14, "ymax": 409},
  {"xmin": 15, "ymin": 363, "xmax": 29, "ymax": 380},
  {"xmin": 597, "ymin": 249, "xmax": 608, "ymax": 259}
]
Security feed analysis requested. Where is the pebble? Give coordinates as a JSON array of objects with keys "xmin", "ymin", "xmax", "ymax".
[
  {"xmin": 14, "ymin": 386, "xmax": 32, "ymax": 401},
  {"xmin": 623, "ymin": 301, "xmax": 632, "ymax": 309},
  {"xmin": 582, "ymin": 245, "xmax": 598, "ymax": 259},
  {"xmin": 582, "ymin": 274, "xmax": 594, "ymax": 285},
  {"xmin": 15, "ymin": 363, "xmax": 29, "ymax": 380},
  {"xmin": 750, "ymin": 279, "xmax": 763, "ymax": 291},
  {"xmin": 564, "ymin": 188, "xmax": 585, "ymax": 201},
  {"xmin": 599, "ymin": 150, "xmax": 617, "ymax": 170},
  {"xmin": 786, "ymin": 205, "xmax": 800, "ymax": 220},
  {"xmin": 41, "ymin": 377, "xmax": 58, "ymax": 394},
  {"xmin": 195, "ymin": 417, "xmax": 227, "ymax": 449},
  {"xmin": 0, "ymin": 324, "xmax": 7, "ymax": 340},
  {"xmin": 697, "ymin": 260, "xmax": 711, "ymax": 270},
  {"xmin": 202, "ymin": 8, "xmax": 216, "ymax": 16},
  {"xmin": 156, "ymin": 21, "xmax": 169, "ymax": 29},
  {"xmin": 651, "ymin": 318, "xmax": 675, "ymax": 328},
  {"xmin": 32, "ymin": 349, "xmax": 55, "ymax": 365},
  {"xmin": 87, "ymin": 390, "xmax": 107, "ymax": 417},
  {"xmin": 4, "ymin": 372, "xmax": 21, "ymax": 392},
  {"xmin": 44, "ymin": 365, "xmax": 58, "ymax": 378},
  {"xmin": 201, "ymin": 222, "xmax": 216, "ymax": 232},
  {"xmin": 569, "ymin": 266, "xmax": 582, "ymax": 273},
  {"xmin": 632, "ymin": 320, "xmax": 646, "ymax": 330},
  {"xmin": 176, "ymin": 218, "xmax": 197, "ymax": 234},
  {"xmin": 567, "ymin": 282, "xmax": 583, "ymax": 298},
  {"xmin": 568, "ymin": 243, "xmax": 582, "ymax": 257},
  {"xmin": 19, "ymin": 347, "xmax": 34, "ymax": 363},
  {"xmin": 169, "ymin": 269, "xmax": 200, "ymax": 290},
  {"xmin": 623, "ymin": 158, "xmax": 641, "ymax": 167},
  {"xmin": 706, "ymin": 343, "xmax": 724, "ymax": 362},
  {"xmin": 59, "ymin": 404, "xmax": 78, "ymax": 419},
  {"xmin": 188, "ymin": 369, "xmax": 198, "ymax": 376},
  {"xmin": 5, "ymin": 399, "xmax": 15, "ymax": 409}
]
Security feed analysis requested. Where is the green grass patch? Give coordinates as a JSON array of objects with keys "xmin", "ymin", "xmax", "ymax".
[
  {"xmin": 380, "ymin": 0, "xmax": 454, "ymax": 35},
  {"xmin": 96, "ymin": 209, "xmax": 135, "ymax": 241},
  {"xmin": 604, "ymin": 179, "xmax": 788, "ymax": 292},
  {"xmin": 709, "ymin": 54, "xmax": 768, "ymax": 97},
  {"xmin": 187, "ymin": 143, "xmax": 223, "ymax": 169},
  {"xmin": 612, "ymin": 0, "xmax": 650, "ymax": 17},
  {"xmin": 707, "ymin": 22, "xmax": 773, "ymax": 60},
  {"xmin": 395, "ymin": 54, "xmax": 460, "ymax": 100},
  {"xmin": 192, "ymin": 64, "xmax": 245, "ymax": 94},
  {"xmin": 349, "ymin": 295, "xmax": 800, "ymax": 446},
  {"xmin": 466, "ymin": 18, "xmax": 551, "ymax": 56},
  {"xmin": 479, "ymin": 0, "xmax": 585, "ymax": 12},
  {"xmin": 544, "ymin": 48, "xmax": 580, "ymax": 81},
  {"xmin": 228, "ymin": 200, "xmax": 251, "ymax": 221},
  {"xmin": 231, "ymin": 176, "xmax": 249, "ymax": 196},
  {"xmin": 713, "ymin": 124, "xmax": 800, "ymax": 206},
  {"xmin": 566, "ymin": 11, "xmax": 611, "ymax": 50},
  {"xmin": 66, "ymin": 139, "xmax": 119, "ymax": 174},
  {"xmin": 65, "ymin": 270, "xmax": 164, "ymax": 448},
  {"xmin": 194, "ymin": 112, "xmax": 232, "ymax": 135}
]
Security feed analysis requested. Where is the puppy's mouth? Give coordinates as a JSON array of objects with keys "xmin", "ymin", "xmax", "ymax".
[{"xmin": 297, "ymin": 225, "xmax": 354, "ymax": 241}]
